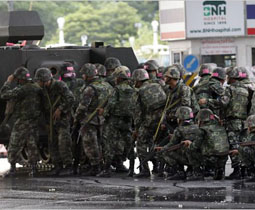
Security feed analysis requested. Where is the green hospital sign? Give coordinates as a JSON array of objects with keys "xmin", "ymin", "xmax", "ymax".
[{"xmin": 203, "ymin": 1, "xmax": 226, "ymax": 16}]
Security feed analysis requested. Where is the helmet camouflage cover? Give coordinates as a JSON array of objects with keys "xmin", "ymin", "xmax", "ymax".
[
  {"xmin": 144, "ymin": 60, "xmax": 159, "ymax": 71},
  {"xmin": 80, "ymin": 63, "xmax": 97, "ymax": 77},
  {"xmin": 104, "ymin": 57, "xmax": 121, "ymax": 70},
  {"xmin": 132, "ymin": 68, "xmax": 150, "ymax": 81},
  {"xmin": 172, "ymin": 63, "xmax": 185, "ymax": 78},
  {"xmin": 95, "ymin": 63, "xmax": 106, "ymax": 77},
  {"xmin": 113, "ymin": 66, "xmax": 131, "ymax": 79},
  {"xmin": 197, "ymin": 108, "xmax": 215, "ymax": 122},
  {"xmin": 199, "ymin": 63, "xmax": 215, "ymax": 76},
  {"xmin": 164, "ymin": 66, "xmax": 180, "ymax": 79},
  {"xmin": 34, "ymin": 68, "xmax": 52, "ymax": 82},
  {"xmin": 13, "ymin": 67, "xmax": 32, "ymax": 81},
  {"xmin": 176, "ymin": 106, "xmax": 194, "ymax": 120},
  {"xmin": 211, "ymin": 67, "xmax": 226, "ymax": 80}
]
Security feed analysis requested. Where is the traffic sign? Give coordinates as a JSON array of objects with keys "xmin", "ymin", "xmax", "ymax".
[{"xmin": 183, "ymin": 55, "xmax": 199, "ymax": 72}]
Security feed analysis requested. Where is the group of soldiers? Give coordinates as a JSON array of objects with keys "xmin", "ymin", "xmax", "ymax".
[{"xmin": 1, "ymin": 57, "xmax": 255, "ymax": 181}]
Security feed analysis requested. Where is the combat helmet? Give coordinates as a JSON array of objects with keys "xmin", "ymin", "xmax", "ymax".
[
  {"xmin": 199, "ymin": 63, "xmax": 216, "ymax": 77},
  {"xmin": 157, "ymin": 66, "xmax": 165, "ymax": 78},
  {"xmin": 227, "ymin": 67, "xmax": 243, "ymax": 79},
  {"xmin": 239, "ymin": 67, "xmax": 249, "ymax": 79},
  {"xmin": 172, "ymin": 63, "xmax": 185, "ymax": 78},
  {"xmin": 104, "ymin": 57, "xmax": 121, "ymax": 70},
  {"xmin": 113, "ymin": 66, "xmax": 131, "ymax": 79},
  {"xmin": 176, "ymin": 106, "xmax": 194, "ymax": 120},
  {"xmin": 211, "ymin": 67, "xmax": 226, "ymax": 81},
  {"xmin": 80, "ymin": 63, "xmax": 97, "ymax": 77},
  {"xmin": 247, "ymin": 115, "xmax": 255, "ymax": 128},
  {"xmin": 197, "ymin": 108, "xmax": 215, "ymax": 122},
  {"xmin": 144, "ymin": 60, "xmax": 159, "ymax": 71},
  {"xmin": 164, "ymin": 66, "xmax": 180, "ymax": 79},
  {"xmin": 60, "ymin": 62, "xmax": 76, "ymax": 78},
  {"xmin": 34, "ymin": 68, "xmax": 52, "ymax": 82},
  {"xmin": 132, "ymin": 69, "xmax": 150, "ymax": 81},
  {"xmin": 95, "ymin": 63, "xmax": 106, "ymax": 77},
  {"xmin": 13, "ymin": 67, "xmax": 32, "ymax": 81}
]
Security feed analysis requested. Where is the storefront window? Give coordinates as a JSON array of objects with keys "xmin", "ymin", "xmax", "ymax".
[
  {"xmin": 201, "ymin": 54, "xmax": 236, "ymax": 67},
  {"xmin": 173, "ymin": 52, "xmax": 181, "ymax": 64}
]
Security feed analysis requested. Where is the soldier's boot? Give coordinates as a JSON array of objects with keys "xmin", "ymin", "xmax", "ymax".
[
  {"xmin": 226, "ymin": 166, "xmax": 241, "ymax": 180},
  {"xmin": 186, "ymin": 166, "xmax": 193, "ymax": 178},
  {"xmin": 97, "ymin": 163, "xmax": 111, "ymax": 178},
  {"xmin": 29, "ymin": 164, "xmax": 38, "ymax": 177},
  {"xmin": 47, "ymin": 163, "xmax": 62, "ymax": 176},
  {"xmin": 134, "ymin": 161, "xmax": 150, "ymax": 178},
  {"xmin": 115, "ymin": 158, "xmax": 128, "ymax": 173},
  {"xmin": 127, "ymin": 158, "xmax": 135, "ymax": 177},
  {"xmin": 59, "ymin": 164, "xmax": 73, "ymax": 176},
  {"xmin": 167, "ymin": 165, "xmax": 186, "ymax": 180},
  {"xmin": 151, "ymin": 159, "xmax": 159, "ymax": 174},
  {"xmin": 82, "ymin": 164, "xmax": 101, "ymax": 176},
  {"xmin": 187, "ymin": 167, "xmax": 204, "ymax": 181},
  {"xmin": 5, "ymin": 163, "xmax": 16, "ymax": 177},
  {"xmin": 156, "ymin": 161, "xmax": 165, "ymax": 177},
  {"xmin": 214, "ymin": 168, "xmax": 225, "ymax": 180}
]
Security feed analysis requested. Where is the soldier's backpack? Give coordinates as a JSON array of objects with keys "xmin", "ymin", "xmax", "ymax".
[
  {"xmin": 139, "ymin": 82, "xmax": 166, "ymax": 111},
  {"xmin": 201, "ymin": 123, "xmax": 229, "ymax": 155},
  {"xmin": 113, "ymin": 85, "xmax": 138, "ymax": 117}
]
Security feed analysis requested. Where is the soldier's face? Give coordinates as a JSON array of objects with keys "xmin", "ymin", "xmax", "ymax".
[{"xmin": 82, "ymin": 74, "xmax": 86, "ymax": 81}]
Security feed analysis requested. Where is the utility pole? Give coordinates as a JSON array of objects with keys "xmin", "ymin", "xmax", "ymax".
[{"xmin": 7, "ymin": 1, "xmax": 14, "ymax": 11}]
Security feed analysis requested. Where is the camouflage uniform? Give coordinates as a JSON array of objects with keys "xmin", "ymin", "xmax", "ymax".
[
  {"xmin": 161, "ymin": 107, "xmax": 203, "ymax": 180},
  {"xmin": 99, "ymin": 66, "xmax": 137, "ymax": 176},
  {"xmin": 133, "ymin": 69, "xmax": 166, "ymax": 177},
  {"xmin": 198, "ymin": 68, "xmax": 226, "ymax": 117},
  {"xmin": 35, "ymin": 68, "xmax": 74, "ymax": 174},
  {"xmin": 220, "ymin": 67, "xmax": 249, "ymax": 177},
  {"xmin": 0, "ymin": 67, "xmax": 42, "ymax": 174},
  {"xmin": 75, "ymin": 63, "xmax": 113, "ymax": 175},
  {"xmin": 104, "ymin": 57, "xmax": 121, "ymax": 87},
  {"xmin": 239, "ymin": 115, "xmax": 255, "ymax": 177},
  {"xmin": 163, "ymin": 67, "xmax": 192, "ymax": 129},
  {"xmin": 190, "ymin": 109, "xmax": 229, "ymax": 180},
  {"xmin": 144, "ymin": 60, "xmax": 165, "ymax": 86}
]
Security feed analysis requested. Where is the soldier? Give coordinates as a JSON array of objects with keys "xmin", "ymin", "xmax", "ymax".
[
  {"xmin": 198, "ymin": 67, "xmax": 226, "ymax": 117},
  {"xmin": 220, "ymin": 67, "xmax": 249, "ymax": 179},
  {"xmin": 163, "ymin": 66, "xmax": 192, "ymax": 129},
  {"xmin": 0, "ymin": 67, "xmax": 42, "ymax": 176},
  {"xmin": 193, "ymin": 109, "xmax": 229, "ymax": 180},
  {"xmin": 104, "ymin": 57, "xmax": 121, "ymax": 87},
  {"xmin": 98, "ymin": 66, "xmax": 137, "ymax": 177},
  {"xmin": 34, "ymin": 68, "xmax": 74, "ymax": 176},
  {"xmin": 74, "ymin": 63, "xmax": 112, "ymax": 176},
  {"xmin": 238, "ymin": 115, "xmax": 255, "ymax": 180},
  {"xmin": 144, "ymin": 60, "xmax": 164, "ymax": 86},
  {"xmin": 193, "ymin": 64, "xmax": 215, "ymax": 109},
  {"xmin": 132, "ymin": 68, "xmax": 166, "ymax": 178},
  {"xmin": 95, "ymin": 63, "xmax": 107, "ymax": 81},
  {"xmin": 160, "ymin": 106, "xmax": 203, "ymax": 180}
]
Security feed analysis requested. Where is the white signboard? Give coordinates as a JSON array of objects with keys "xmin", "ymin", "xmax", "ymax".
[
  {"xmin": 201, "ymin": 38, "xmax": 236, "ymax": 55},
  {"xmin": 186, "ymin": 1, "xmax": 245, "ymax": 38}
]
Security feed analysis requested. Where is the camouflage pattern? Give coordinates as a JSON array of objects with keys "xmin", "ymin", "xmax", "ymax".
[
  {"xmin": 164, "ymin": 67, "xmax": 180, "ymax": 79},
  {"xmin": 132, "ymin": 68, "xmax": 150, "ymax": 81},
  {"xmin": 95, "ymin": 63, "xmax": 107, "ymax": 77},
  {"xmin": 42, "ymin": 79, "xmax": 74, "ymax": 166},
  {"xmin": 75, "ymin": 78, "xmax": 113, "ymax": 166},
  {"xmin": 175, "ymin": 106, "xmax": 194, "ymax": 120},
  {"xmin": 104, "ymin": 57, "xmax": 121, "ymax": 71},
  {"xmin": 144, "ymin": 60, "xmax": 159, "ymax": 71},
  {"xmin": 164, "ymin": 81, "xmax": 192, "ymax": 126},
  {"xmin": 134, "ymin": 80, "xmax": 166, "ymax": 172},
  {"xmin": 102, "ymin": 80, "xmax": 137, "ymax": 165},
  {"xmin": 34, "ymin": 68, "xmax": 52, "ymax": 82},
  {"xmin": 80, "ymin": 63, "xmax": 97, "ymax": 76},
  {"xmin": 198, "ymin": 63, "xmax": 216, "ymax": 77},
  {"xmin": 211, "ymin": 67, "xmax": 226, "ymax": 81},
  {"xmin": 161, "ymin": 118, "xmax": 203, "ymax": 169},
  {"xmin": 13, "ymin": 67, "xmax": 32, "ymax": 81},
  {"xmin": 113, "ymin": 66, "xmax": 131, "ymax": 79},
  {"xmin": 0, "ymin": 80, "xmax": 42, "ymax": 164},
  {"xmin": 172, "ymin": 63, "xmax": 185, "ymax": 79}
]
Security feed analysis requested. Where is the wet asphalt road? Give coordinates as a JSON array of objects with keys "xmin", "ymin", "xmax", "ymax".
[{"xmin": 1, "ymin": 170, "xmax": 255, "ymax": 209}]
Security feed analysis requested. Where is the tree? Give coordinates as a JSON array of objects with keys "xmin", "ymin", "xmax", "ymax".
[{"xmin": 58, "ymin": 2, "xmax": 141, "ymax": 46}]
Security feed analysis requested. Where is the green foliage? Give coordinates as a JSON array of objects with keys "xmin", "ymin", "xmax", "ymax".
[{"xmin": 63, "ymin": 2, "xmax": 141, "ymax": 46}]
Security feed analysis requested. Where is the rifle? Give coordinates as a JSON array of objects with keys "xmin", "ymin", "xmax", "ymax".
[
  {"xmin": 137, "ymin": 140, "xmax": 181, "ymax": 169},
  {"xmin": 231, "ymin": 141, "xmax": 255, "ymax": 147},
  {"xmin": 77, "ymin": 92, "xmax": 113, "ymax": 142}
]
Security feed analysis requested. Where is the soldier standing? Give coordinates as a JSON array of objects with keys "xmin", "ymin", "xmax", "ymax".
[
  {"xmin": 104, "ymin": 57, "xmax": 121, "ymax": 87},
  {"xmin": 163, "ymin": 67, "xmax": 192, "ymax": 129},
  {"xmin": 74, "ymin": 63, "xmax": 112, "ymax": 176},
  {"xmin": 98, "ymin": 66, "xmax": 137, "ymax": 177},
  {"xmin": 132, "ymin": 68, "xmax": 166, "ymax": 178},
  {"xmin": 34, "ymin": 68, "xmax": 74, "ymax": 176},
  {"xmin": 221, "ymin": 67, "xmax": 249, "ymax": 179},
  {"xmin": 144, "ymin": 60, "xmax": 165, "ymax": 86},
  {"xmin": 0, "ymin": 67, "xmax": 42, "ymax": 176}
]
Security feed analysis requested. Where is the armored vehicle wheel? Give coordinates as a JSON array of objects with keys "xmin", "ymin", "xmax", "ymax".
[
  {"xmin": 20, "ymin": 147, "xmax": 29, "ymax": 164},
  {"xmin": 40, "ymin": 146, "xmax": 51, "ymax": 164}
]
